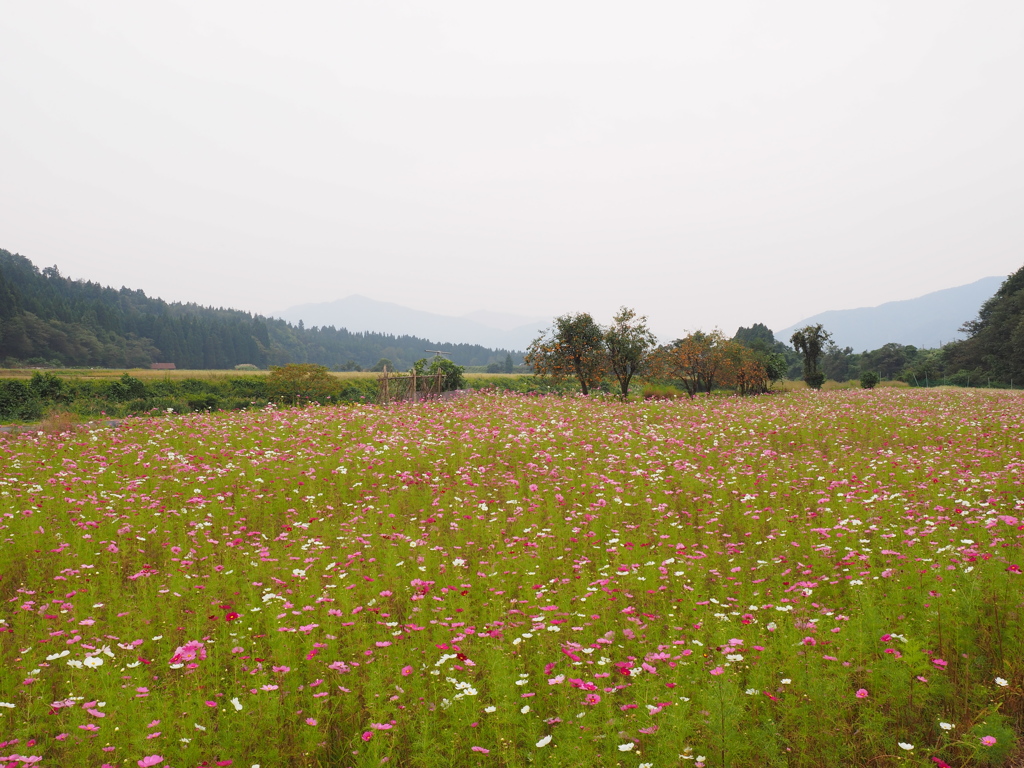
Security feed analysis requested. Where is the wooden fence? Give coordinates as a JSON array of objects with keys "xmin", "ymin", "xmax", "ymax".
[{"xmin": 376, "ymin": 368, "xmax": 444, "ymax": 404}]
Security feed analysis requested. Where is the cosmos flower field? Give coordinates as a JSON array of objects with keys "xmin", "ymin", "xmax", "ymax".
[{"xmin": 2, "ymin": 389, "xmax": 1023, "ymax": 768}]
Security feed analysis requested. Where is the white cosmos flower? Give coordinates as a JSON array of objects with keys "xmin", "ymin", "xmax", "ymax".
[
  {"xmin": 230, "ymin": 698, "xmax": 243, "ymax": 711},
  {"xmin": 995, "ymin": 677, "xmax": 1009, "ymax": 687},
  {"xmin": 520, "ymin": 705, "xmax": 530, "ymax": 714},
  {"xmin": 618, "ymin": 743, "xmax": 635, "ymax": 752},
  {"xmin": 898, "ymin": 742, "xmax": 914, "ymax": 751},
  {"xmin": 83, "ymin": 656, "xmax": 103, "ymax": 668},
  {"xmin": 939, "ymin": 722, "xmax": 954, "ymax": 730},
  {"xmin": 536, "ymin": 735, "xmax": 552, "ymax": 747}
]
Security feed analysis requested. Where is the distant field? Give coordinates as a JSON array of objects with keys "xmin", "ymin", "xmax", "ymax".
[{"xmin": 0, "ymin": 368, "xmax": 525, "ymax": 382}]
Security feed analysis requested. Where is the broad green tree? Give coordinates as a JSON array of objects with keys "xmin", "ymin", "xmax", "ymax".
[
  {"xmin": 604, "ymin": 306, "xmax": 657, "ymax": 398},
  {"xmin": 733, "ymin": 323, "xmax": 776, "ymax": 349},
  {"xmin": 526, "ymin": 313, "xmax": 606, "ymax": 395}
]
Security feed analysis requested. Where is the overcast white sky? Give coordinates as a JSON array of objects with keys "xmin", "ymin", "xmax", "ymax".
[{"xmin": 2, "ymin": 1, "xmax": 1022, "ymax": 340}]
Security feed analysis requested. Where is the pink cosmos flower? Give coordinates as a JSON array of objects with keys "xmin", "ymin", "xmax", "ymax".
[
  {"xmin": 401, "ymin": 666, "xmax": 413, "ymax": 676},
  {"xmin": 361, "ymin": 732, "xmax": 373, "ymax": 742},
  {"xmin": 981, "ymin": 736, "xmax": 997, "ymax": 746},
  {"xmin": 856, "ymin": 689, "xmax": 868, "ymax": 698},
  {"xmin": 169, "ymin": 640, "xmax": 206, "ymax": 664},
  {"xmin": 710, "ymin": 667, "xmax": 725, "ymax": 676},
  {"xmin": 137, "ymin": 757, "xmax": 163, "ymax": 768},
  {"xmin": 306, "ymin": 718, "xmax": 317, "ymax": 726},
  {"xmin": 471, "ymin": 746, "xmax": 490, "ymax": 753}
]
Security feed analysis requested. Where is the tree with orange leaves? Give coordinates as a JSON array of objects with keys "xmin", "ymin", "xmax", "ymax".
[
  {"xmin": 651, "ymin": 330, "xmax": 733, "ymax": 397},
  {"xmin": 525, "ymin": 313, "xmax": 606, "ymax": 395}
]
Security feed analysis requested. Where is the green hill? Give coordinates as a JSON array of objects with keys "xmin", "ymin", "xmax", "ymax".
[{"xmin": 0, "ymin": 249, "xmax": 520, "ymax": 370}]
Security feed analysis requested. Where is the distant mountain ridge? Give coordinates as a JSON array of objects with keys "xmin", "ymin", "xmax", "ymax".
[
  {"xmin": 275, "ymin": 295, "xmax": 546, "ymax": 350},
  {"xmin": 776, "ymin": 276, "xmax": 1004, "ymax": 351}
]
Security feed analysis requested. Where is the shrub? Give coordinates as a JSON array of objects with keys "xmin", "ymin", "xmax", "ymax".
[
  {"xmin": 29, "ymin": 371, "xmax": 70, "ymax": 403},
  {"xmin": 804, "ymin": 371, "xmax": 826, "ymax": 390},
  {"xmin": 0, "ymin": 380, "xmax": 42, "ymax": 421},
  {"xmin": 268, "ymin": 364, "xmax": 337, "ymax": 405},
  {"xmin": 860, "ymin": 371, "xmax": 880, "ymax": 389},
  {"xmin": 107, "ymin": 373, "xmax": 146, "ymax": 401}
]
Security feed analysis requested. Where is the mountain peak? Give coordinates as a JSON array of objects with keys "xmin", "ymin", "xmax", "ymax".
[
  {"xmin": 275, "ymin": 296, "xmax": 542, "ymax": 350},
  {"xmin": 775, "ymin": 276, "xmax": 1004, "ymax": 351}
]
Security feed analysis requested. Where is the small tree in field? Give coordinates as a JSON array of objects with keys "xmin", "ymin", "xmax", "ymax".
[
  {"xmin": 790, "ymin": 324, "xmax": 832, "ymax": 389},
  {"xmin": 526, "ymin": 313, "xmax": 606, "ymax": 395},
  {"xmin": 604, "ymin": 306, "xmax": 657, "ymax": 398}
]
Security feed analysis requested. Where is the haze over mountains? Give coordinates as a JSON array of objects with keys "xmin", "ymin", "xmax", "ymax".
[
  {"xmin": 776, "ymin": 276, "xmax": 1003, "ymax": 352},
  {"xmin": 276, "ymin": 296, "xmax": 547, "ymax": 351},
  {"xmin": 280, "ymin": 276, "xmax": 1004, "ymax": 354}
]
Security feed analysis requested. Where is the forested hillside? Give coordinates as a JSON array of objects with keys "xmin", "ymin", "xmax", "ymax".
[
  {"xmin": 0, "ymin": 250, "xmax": 519, "ymax": 370},
  {"xmin": 945, "ymin": 263, "xmax": 1024, "ymax": 383}
]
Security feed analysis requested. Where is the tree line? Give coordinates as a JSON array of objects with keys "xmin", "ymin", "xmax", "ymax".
[
  {"xmin": 525, "ymin": 263, "xmax": 1024, "ymax": 397},
  {"xmin": 0, "ymin": 250, "xmax": 521, "ymax": 371},
  {"xmin": 525, "ymin": 308, "xmax": 789, "ymax": 398}
]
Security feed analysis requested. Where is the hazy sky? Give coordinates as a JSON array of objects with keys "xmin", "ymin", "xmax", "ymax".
[{"xmin": 2, "ymin": 1, "xmax": 1023, "ymax": 341}]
